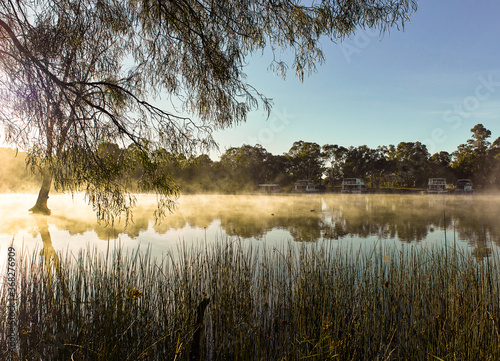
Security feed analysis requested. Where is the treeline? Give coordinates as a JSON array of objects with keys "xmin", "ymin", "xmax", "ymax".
[
  {"xmin": 3, "ymin": 123, "xmax": 500, "ymax": 193},
  {"xmin": 170, "ymin": 123, "xmax": 500, "ymax": 192},
  {"xmin": 0, "ymin": 147, "xmax": 41, "ymax": 192}
]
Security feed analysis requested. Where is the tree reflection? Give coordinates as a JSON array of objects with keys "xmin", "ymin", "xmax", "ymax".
[
  {"xmin": 3, "ymin": 194, "xmax": 500, "ymax": 256},
  {"xmin": 33, "ymin": 215, "xmax": 71, "ymax": 302}
]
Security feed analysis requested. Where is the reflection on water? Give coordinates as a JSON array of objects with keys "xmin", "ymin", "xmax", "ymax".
[
  {"xmin": 34, "ymin": 216, "xmax": 71, "ymax": 301},
  {"xmin": 1, "ymin": 193, "xmax": 499, "ymax": 259}
]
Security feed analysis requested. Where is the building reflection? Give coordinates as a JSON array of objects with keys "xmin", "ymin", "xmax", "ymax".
[{"xmin": 2, "ymin": 194, "xmax": 500, "ymax": 259}]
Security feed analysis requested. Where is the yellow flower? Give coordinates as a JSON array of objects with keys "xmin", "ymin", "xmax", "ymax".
[
  {"xmin": 128, "ymin": 288, "xmax": 143, "ymax": 300},
  {"xmin": 322, "ymin": 320, "xmax": 333, "ymax": 330}
]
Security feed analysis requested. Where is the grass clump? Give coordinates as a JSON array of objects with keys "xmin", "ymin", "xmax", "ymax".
[{"xmin": 1, "ymin": 240, "xmax": 500, "ymax": 360}]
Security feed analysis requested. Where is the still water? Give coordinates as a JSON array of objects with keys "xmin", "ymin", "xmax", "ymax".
[{"xmin": 1, "ymin": 193, "xmax": 499, "ymax": 266}]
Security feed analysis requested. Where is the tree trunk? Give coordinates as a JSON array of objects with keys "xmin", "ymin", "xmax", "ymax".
[{"xmin": 29, "ymin": 168, "xmax": 53, "ymax": 215}]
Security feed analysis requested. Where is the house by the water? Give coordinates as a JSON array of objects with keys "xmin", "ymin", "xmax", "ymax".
[
  {"xmin": 455, "ymin": 179, "xmax": 474, "ymax": 193},
  {"xmin": 427, "ymin": 178, "xmax": 447, "ymax": 193},
  {"xmin": 341, "ymin": 178, "xmax": 367, "ymax": 193},
  {"xmin": 293, "ymin": 180, "xmax": 318, "ymax": 193},
  {"xmin": 258, "ymin": 184, "xmax": 281, "ymax": 193}
]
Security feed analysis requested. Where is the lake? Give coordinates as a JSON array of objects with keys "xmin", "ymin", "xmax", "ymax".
[
  {"xmin": 4, "ymin": 193, "xmax": 500, "ymax": 360},
  {"xmin": 1, "ymin": 192, "xmax": 500, "ymax": 267}
]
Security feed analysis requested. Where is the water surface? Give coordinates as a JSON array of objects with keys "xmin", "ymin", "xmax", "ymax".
[{"xmin": 1, "ymin": 193, "xmax": 499, "ymax": 268}]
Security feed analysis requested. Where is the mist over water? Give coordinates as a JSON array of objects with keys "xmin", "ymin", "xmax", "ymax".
[{"xmin": 1, "ymin": 193, "xmax": 500, "ymax": 265}]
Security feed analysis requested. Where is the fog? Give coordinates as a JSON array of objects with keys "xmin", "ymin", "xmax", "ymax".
[
  {"xmin": 2, "ymin": 146, "xmax": 499, "ymax": 258},
  {"xmin": 2, "ymin": 193, "xmax": 500, "ymax": 262},
  {"xmin": 0, "ymin": 148, "xmax": 40, "ymax": 192}
]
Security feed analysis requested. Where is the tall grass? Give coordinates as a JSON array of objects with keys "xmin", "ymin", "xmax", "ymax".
[{"xmin": 1, "ymin": 240, "xmax": 500, "ymax": 360}]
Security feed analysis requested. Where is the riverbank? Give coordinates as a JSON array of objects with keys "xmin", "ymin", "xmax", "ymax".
[{"xmin": 1, "ymin": 240, "xmax": 499, "ymax": 360}]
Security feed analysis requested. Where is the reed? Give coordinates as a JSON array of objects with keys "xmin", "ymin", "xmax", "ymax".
[{"xmin": 1, "ymin": 240, "xmax": 500, "ymax": 360}]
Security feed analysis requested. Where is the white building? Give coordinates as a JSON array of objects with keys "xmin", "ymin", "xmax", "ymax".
[
  {"xmin": 427, "ymin": 178, "xmax": 447, "ymax": 193},
  {"xmin": 341, "ymin": 178, "xmax": 367, "ymax": 193},
  {"xmin": 293, "ymin": 180, "xmax": 318, "ymax": 193}
]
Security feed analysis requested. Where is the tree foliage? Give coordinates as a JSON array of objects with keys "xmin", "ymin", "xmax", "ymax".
[
  {"xmin": 5, "ymin": 123, "xmax": 500, "ymax": 194},
  {"xmin": 452, "ymin": 124, "xmax": 495, "ymax": 187},
  {"xmin": 285, "ymin": 141, "xmax": 324, "ymax": 182},
  {"xmin": 0, "ymin": 0, "xmax": 417, "ymax": 219},
  {"xmin": 394, "ymin": 141, "xmax": 429, "ymax": 187}
]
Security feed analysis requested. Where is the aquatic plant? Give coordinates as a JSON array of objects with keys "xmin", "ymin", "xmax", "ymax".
[{"xmin": 1, "ymin": 239, "xmax": 499, "ymax": 360}]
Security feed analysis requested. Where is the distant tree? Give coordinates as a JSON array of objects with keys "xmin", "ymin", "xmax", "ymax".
[
  {"xmin": 429, "ymin": 151, "xmax": 452, "ymax": 167},
  {"xmin": 0, "ymin": 148, "xmax": 40, "ymax": 191},
  {"xmin": 337, "ymin": 145, "xmax": 386, "ymax": 188},
  {"xmin": 468, "ymin": 124, "xmax": 492, "ymax": 154},
  {"xmin": 285, "ymin": 141, "xmax": 324, "ymax": 183},
  {"xmin": 378, "ymin": 144, "xmax": 398, "ymax": 187},
  {"xmin": 394, "ymin": 142, "xmax": 429, "ymax": 187},
  {"xmin": 323, "ymin": 144, "xmax": 348, "ymax": 186},
  {"xmin": 176, "ymin": 154, "xmax": 216, "ymax": 193},
  {"xmin": 491, "ymin": 137, "xmax": 500, "ymax": 150},
  {"xmin": 220, "ymin": 144, "xmax": 275, "ymax": 190},
  {"xmin": 469, "ymin": 124, "xmax": 492, "ymax": 186},
  {"xmin": 452, "ymin": 124, "xmax": 492, "ymax": 188},
  {"xmin": 452, "ymin": 143, "xmax": 479, "ymax": 180},
  {"xmin": 0, "ymin": 0, "xmax": 417, "ymax": 220},
  {"xmin": 367, "ymin": 147, "xmax": 390, "ymax": 188},
  {"xmin": 486, "ymin": 138, "xmax": 500, "ymax": 188},
  {"xmin": 428, "ymin": 151, "xmax": 453, "ymax": 179},
  {"xmin": 342, "ymin": 146, "xmax": 371, "ymax": 180},
  {"xmin": 186, "ymin": 154, "xmax": 214, "ymax": 179},
  {"xmin": 268, "ymin": 154, "xmax": 293, "ymax": 187}
]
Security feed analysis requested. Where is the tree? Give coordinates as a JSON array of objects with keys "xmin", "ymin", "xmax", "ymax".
[
  {"xmin": 378, "ymin": 144, "xmax": 398, "ymax": 187},
  {"xmin": 337, "ymin": 145, "xmax": 387, "ymax": 188},
  {"xmin": 176, "ymin": 154, "xmax": 215, "ymax": 193},
  {"xmin": 220, "ymin": 144, "xmax": 276, "ymax": 190},
  {"xmin": 0, "ymin": 0, "xmax": 417, "ymax": 220},
  {"xmin": 342, "ymin": 146, "xmax": 371, "ymax": 180},
  {"xmin": 452, "ymin": 143, "xmax": 479, "ymax": 180},
  {"xmin": 323, "ymin": 144, "xmax": 348, "ymax": 186},
  {"xmin": 267, "ymin": 154, "xmax": 292, "ymax": 187},
  {"xmin": 452, "ymin": 124, "xmax": 492, "ymax": 187},
  {"xmin": 486, "ymin": 138, "xmax": 500, "ymax": 188},
  {"xmin": 468, "ymin": 124, "xmax": 491, "ymax": 186},
  {"xmin": 367, "ymin": 147, "xmax": 390, "ymax": 188},
  {"xmin": 468, "ymin": 124, "xmax": 491, "ymax": 154},
  {"xmin": 428, "ymin": 151, "xmax": 453, "ymax": 179},
  {"xmin": 285, "ymin": 141, "xmax": 324, "ymax": 183},
  {"xmin": 394, "ymin": 142, "xmax": 429, "ymax": 187}
]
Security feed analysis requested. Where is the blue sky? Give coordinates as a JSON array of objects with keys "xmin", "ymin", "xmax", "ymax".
[{"xmin": 210, "ymin": 0, "xmax": 500, "ymax": 159}]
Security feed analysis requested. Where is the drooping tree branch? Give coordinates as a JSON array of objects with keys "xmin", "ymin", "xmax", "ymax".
[{"xmin": 0, "ymin": 0, "xmax": 417, "ymax": 222}]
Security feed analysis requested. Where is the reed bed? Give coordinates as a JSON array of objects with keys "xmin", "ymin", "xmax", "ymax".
[{"xmin": 1, "ymin": 240, "xmax": 500, "ymax": 360}]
